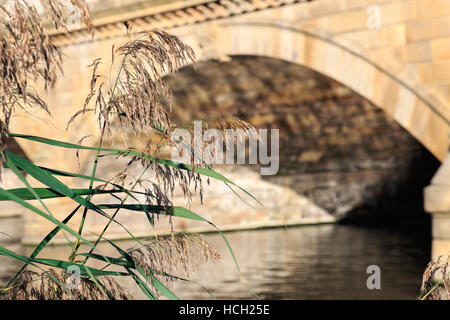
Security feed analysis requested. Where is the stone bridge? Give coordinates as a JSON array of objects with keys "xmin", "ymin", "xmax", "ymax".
[{"xmin": 3, "ymin": 0, "xmax": 450, "ymax": 257}]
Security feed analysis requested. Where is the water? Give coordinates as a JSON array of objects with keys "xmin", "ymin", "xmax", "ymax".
[{"xmin": 0, "ymin": 218, "xmax": 431, "ymax": 300}]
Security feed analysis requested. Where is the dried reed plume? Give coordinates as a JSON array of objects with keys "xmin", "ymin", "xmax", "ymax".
[
  {"xmin": 5, "ymin": 269, "xmax": 131, "ymax": 300},
  {"xmin": 127, "ymin": 233, "xmax": 221, "ymax": 295},
  {"xmin": 71, "ymin": 30, "xmax": 195, "ymax": 142},
  {"xmin": 0, "ymin": 0, "xmax": 92, "ymax": 174},
  {"xmin": 420, "ymin": 255, "xmax": 450, "ymax": 300},
  {"xmin": 215, "ymin": 116, "xmax": 260, "ymax": 155},
  {"xmin": 68, "ymin": 30, "xmax": 208, "ymax": 207}
]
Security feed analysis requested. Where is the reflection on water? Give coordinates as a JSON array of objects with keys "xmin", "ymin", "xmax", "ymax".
[{"xmin": 1, "ymin": 218, "xmax": 431, "ymax": 300}]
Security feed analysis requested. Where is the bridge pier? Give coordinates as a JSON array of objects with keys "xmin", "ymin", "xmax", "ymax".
[{"xmin": 425, "ymin": 152, "xmax": 450, "ymax": 258}]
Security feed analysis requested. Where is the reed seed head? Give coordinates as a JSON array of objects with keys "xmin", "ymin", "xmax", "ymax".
[
  {"xmin": 127, "ymin": 233, "xmax": 221, "ymax": 296},
  {"xmin": 5, "ymin": 269, "xmax": 131, "ymax": 300},
  {"xmin": 0, "ymin": 0, "xmax": 92, "ymax": 175},
  {"xmin": 420, "ymin": 255, "xmax": 450, "ymax": 300}
]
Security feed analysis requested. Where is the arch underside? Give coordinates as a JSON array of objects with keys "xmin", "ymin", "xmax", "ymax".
[
  {"xmin": 180, "ymin": 22, "xmax": 450, "ymax": 162},
  {"xmin": 167, "ymin": 55, "xmax": 441, "ymax": 220}
]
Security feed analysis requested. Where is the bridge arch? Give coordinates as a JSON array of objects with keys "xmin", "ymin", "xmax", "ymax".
[
  {"xmin": 178, "ymin": 22, "xmax": 450, "ymax": 162},
  {"xmin": 3, "ymin": 0, "xmax": 449, "ymax": 253}
]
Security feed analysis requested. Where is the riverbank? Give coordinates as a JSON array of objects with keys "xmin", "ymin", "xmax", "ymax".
[{"xmin": 20, "ymin": 215, "xmax": 336, "ymax": 246}]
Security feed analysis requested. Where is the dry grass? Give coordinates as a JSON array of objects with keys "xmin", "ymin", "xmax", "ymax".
[
  {"xmin": 127, "ymin": 233, "xmax": 221, "ymax": 296},
  {"xmin": 66, "ymin": 30, "xmax": 207, "ymax": 207},
  {"xmin": 0, "ymin": 0, "xmax": 92, "ymax": 175},
  {"xmin": 71, "ymin": 30, "xmax": 195, "ymax": 142},
  {"xmin": 5, "ymin": 269, "xmax": 131, "ymax": 300},
  {"xmin": 420, "ymin": 255, "xmax": 450, "ymax": 300}
]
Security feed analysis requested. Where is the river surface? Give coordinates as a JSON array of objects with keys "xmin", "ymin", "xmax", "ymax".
[{"xmin": 0, "ymin": 218, "xmax": 431, "ymax": 299}]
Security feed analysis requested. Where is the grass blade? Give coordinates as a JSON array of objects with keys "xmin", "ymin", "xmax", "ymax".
[
  {"xmin": 5, "ymin": 151, "xmax": 145, "ymax": 247},
  {"xmin": 8, "ymin": 133, "xmax": 263, "ymax": 207},
  {"xmin": 150, "ymin": 273, "xmax": 179, "ymax": 300},
  {"xmin": 7, "ymin": 205, "xmax": 81, "ymax": 287},
  {"xmin": 97, "ymin": 204, "xmax": 241, "ymax": 273},
  {"xmin": 0, "ymin": 187, "xmax": 95, "ymax": 249},
  {"xmin": 0, "ymin": 188, "xmax": 121, "ymax": 201}
]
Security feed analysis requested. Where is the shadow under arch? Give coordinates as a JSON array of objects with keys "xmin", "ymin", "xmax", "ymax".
[
  {"xmin": 185, "ymin": 22, "xmax": 450, "ymax": 162},
  {"xmin": 166, "ymin": 54, "xmax": 441, "ymax": 221}
]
